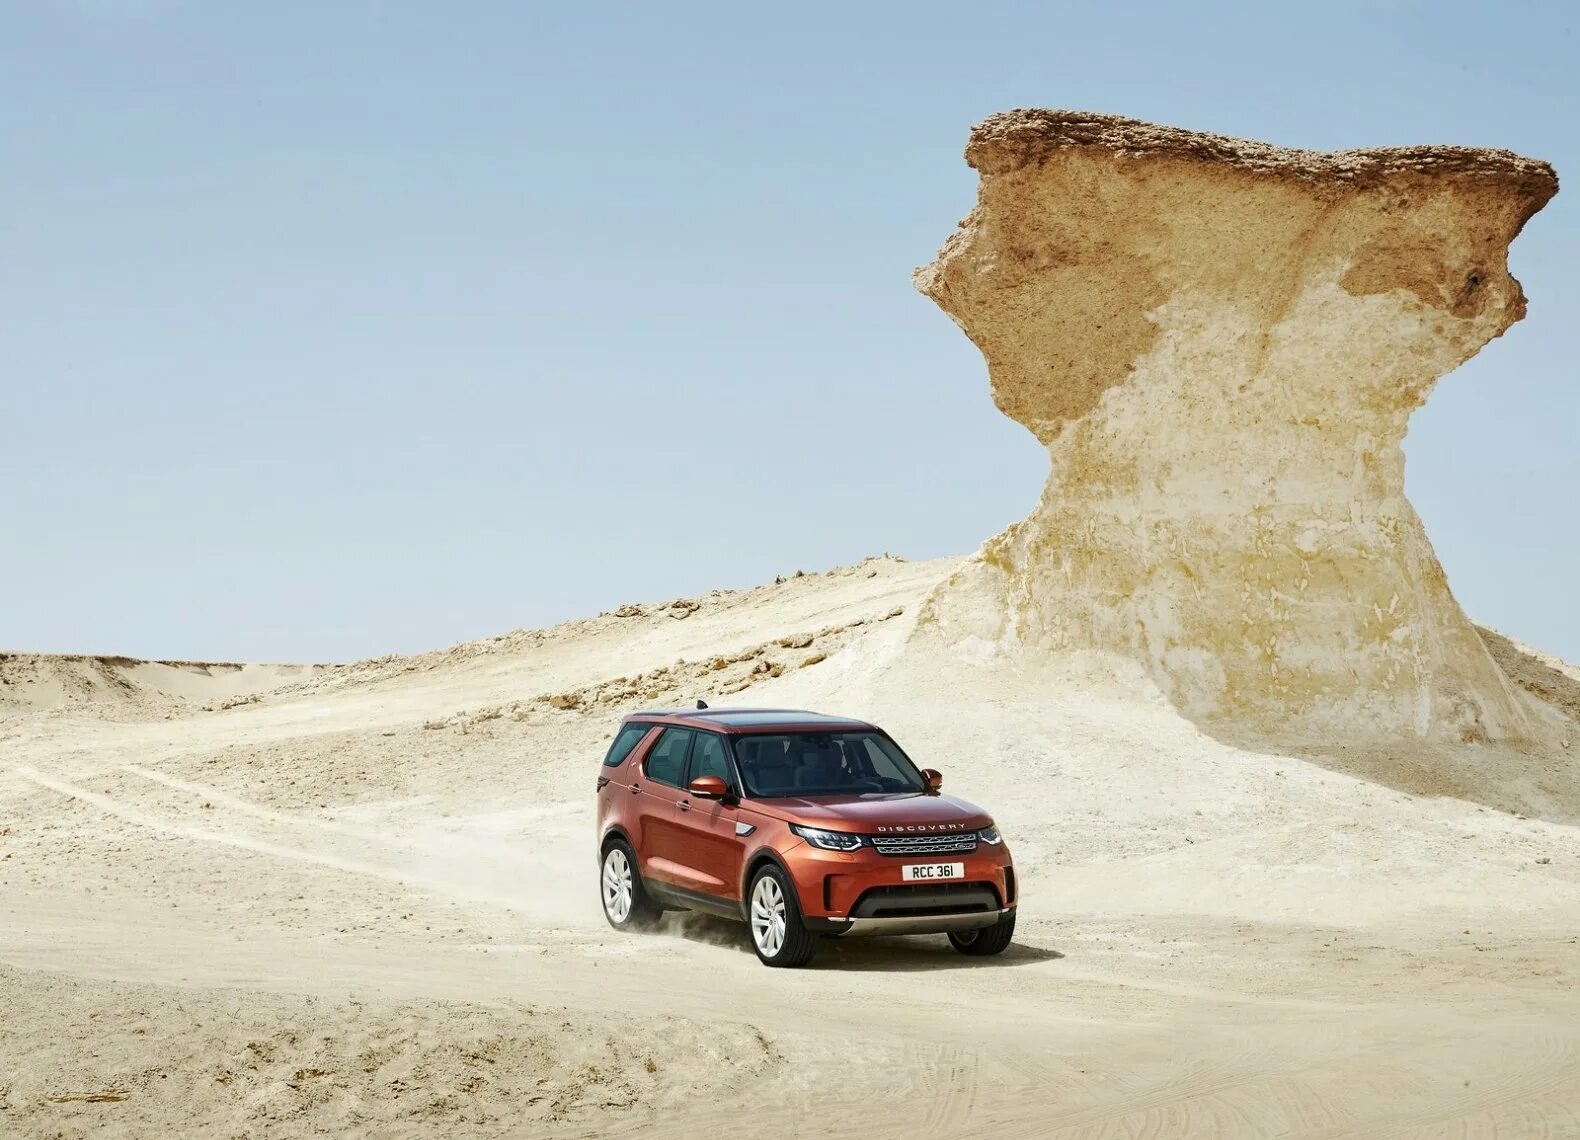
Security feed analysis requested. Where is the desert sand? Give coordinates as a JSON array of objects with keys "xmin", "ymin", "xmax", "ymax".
[
  {"xmin": 3, "ymin": 554, "xmax": 1579, "ymax": 1137},
  {"xmin": 5, "ymin": 111, "xmax": 1578, "ymax": 1138}
]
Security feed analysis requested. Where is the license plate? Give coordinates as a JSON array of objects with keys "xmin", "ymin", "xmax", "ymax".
[{"xmin": 901, "ymin": 862, "xmax": 964, "ymax": 882}]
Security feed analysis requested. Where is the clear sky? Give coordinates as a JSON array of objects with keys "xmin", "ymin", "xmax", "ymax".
[{"xmin": 4, "ymin": 0, "xmax": 1576, "ymax": 664}]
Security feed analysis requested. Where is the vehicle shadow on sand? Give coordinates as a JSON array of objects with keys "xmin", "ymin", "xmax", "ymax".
[
  {"xmin": 662, "ymin": 912, "xmax": 1062, "ymax": 971},
  {"xmin": 814, "ymin": 935, "xmax": 1063, "ymax": 972}
]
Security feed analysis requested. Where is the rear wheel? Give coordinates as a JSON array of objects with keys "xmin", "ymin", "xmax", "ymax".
[
  {"xmin": 600, "ymin": 841, "xmax": 660, "ymax": 931},
  {"xmin": 948, "ymin": 910, "xmax": 1016, "ymax": 956},
  {"xmin": 747, "ymin": 865, "xmax": 817, "ymax": 968}
]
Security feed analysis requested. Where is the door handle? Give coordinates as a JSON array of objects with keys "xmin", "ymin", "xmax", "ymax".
[
  {"xmin": 676, "ymin": 799, "xmax": 691, "ymax": 812},
  {"xmin": 630, "ymin": 783, "xmax": 640, "ymax": 794}
]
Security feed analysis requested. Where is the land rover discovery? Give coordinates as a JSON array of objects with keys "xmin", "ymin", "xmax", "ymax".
[{"xmin": 594, "ymin": 707, "xmax": 1016, "ymax": 967}]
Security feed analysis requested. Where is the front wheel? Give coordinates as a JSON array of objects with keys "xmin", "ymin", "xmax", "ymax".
[
  {"xmin": 601, "ymin": 840, "xmax": 661, "ymax": 931},
  {"xmin": 948, "ymin": 910, "xmax": 1016, "ymax": 956},
  {"xmin": 747, "ymin": 865, "xmax": 817, "ymax": 968}
]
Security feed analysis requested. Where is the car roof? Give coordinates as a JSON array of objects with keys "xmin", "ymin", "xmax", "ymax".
[{"xmin": 623, "ymin": 707, "xmax": 879, "ymax": 734}]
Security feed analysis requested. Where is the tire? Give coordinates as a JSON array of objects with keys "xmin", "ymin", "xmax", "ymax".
[
  {"xmin": 600, "ymin": 840, "xmax": 661, "ymax": 931},
  {"xmin": 948, "ymin": 910, "xmax": 1016, "ymax": 956},
  {"xmin": 746, "ymin": 864, "xmax": 817, "ymax": 968}
]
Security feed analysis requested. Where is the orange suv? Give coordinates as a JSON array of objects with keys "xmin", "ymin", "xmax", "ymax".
[{"xmin": 595, "ymin": 706, "xmax": 1016, "ymax": 967}]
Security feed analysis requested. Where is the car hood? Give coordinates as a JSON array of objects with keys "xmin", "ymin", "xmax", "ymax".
[{"xmin": 748, "ymin": 792, "xmax": 992, "ymax": 833}]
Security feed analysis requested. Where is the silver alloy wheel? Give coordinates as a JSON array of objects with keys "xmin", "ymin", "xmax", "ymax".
[
  {"xmin": 750, "ymin": 874, "xmax": 787, "ymax": 958},
  {"xmin": 602, "ymin": 847, "xmax": 633, "ymax": 924}
]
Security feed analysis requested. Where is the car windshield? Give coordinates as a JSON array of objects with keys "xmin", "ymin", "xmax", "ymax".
[{"xmin": 731, "ymin": 731, "xmax": 927, "ymax": 797}]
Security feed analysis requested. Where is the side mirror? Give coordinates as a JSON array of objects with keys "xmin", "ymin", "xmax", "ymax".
[
  {"xmin": 688, "ymin": 775, "xmax": 728, "ymax": 799},
  {"xmin": 922, "ymin": 768, "xmax": 943, "ymax": 792}
]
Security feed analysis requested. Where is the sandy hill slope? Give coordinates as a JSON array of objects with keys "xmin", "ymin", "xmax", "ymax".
[
  {"xmin": 0, "ymin": 653, "xmax": 324, "ymax": 719},
  {"xmin": 2, "ymin": 553, "xmax": 1578, "ymax": 1138}
]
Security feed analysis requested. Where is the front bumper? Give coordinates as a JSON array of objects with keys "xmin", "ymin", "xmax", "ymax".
[
  {"xmin": 812, "ymin": 907, "xmax": 1014, "ymax": 937},
  {"xmin": 779, "ymin": 837, "xmax": 1015, "ymax": 935}
]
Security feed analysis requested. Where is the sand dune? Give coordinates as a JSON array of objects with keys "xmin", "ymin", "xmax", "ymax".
[
  {"xmin": 0, "ymin": 652, "xmax": 325, "ymax": 718},
  {"xmin": 3, "ymin": 554, "xmax": 1578, "ymax": 1137}
]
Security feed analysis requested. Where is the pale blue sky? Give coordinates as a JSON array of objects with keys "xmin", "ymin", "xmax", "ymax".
[{"xmin": 3, "ymin": 1, "xmax": 1575, "ymax": 663}]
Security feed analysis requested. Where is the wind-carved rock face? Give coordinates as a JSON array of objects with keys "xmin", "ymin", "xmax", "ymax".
[{"xmin": 916, "ymin": 109, "xmax": 1560, "ymax": 743}]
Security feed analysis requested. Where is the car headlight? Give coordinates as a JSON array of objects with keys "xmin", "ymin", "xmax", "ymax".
[
  {"xmin": 790, "ymin": 824, "xmax": 864, "ymax": 851},
  {"xmin": 978, "ymin": 823, "xmax": 1003, "ymax": 845}
]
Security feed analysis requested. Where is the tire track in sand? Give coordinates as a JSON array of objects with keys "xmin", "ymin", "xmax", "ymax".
[{"xmin": 12, "ymin": 764, "xmax": 593, "ymax": 924}]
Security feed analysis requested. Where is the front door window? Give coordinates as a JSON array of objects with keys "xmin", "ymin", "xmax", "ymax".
[{"xmin": 688, "ymin": 732, "xmax": 731, "ymax": 787}]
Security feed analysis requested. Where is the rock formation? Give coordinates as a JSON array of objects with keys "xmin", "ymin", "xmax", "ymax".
[{"xmin": 915, "ymin": 109, "xmax": 1560, "ymax": 743}]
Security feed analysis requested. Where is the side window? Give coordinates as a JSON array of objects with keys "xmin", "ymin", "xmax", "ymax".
[
  {"xmin": 688, "ymin": 732, "xmax": 732, "ymax": 786},
  {"xmin": 601, "ymin": 724, "xmax": 650, "ymax": 768},
  {"xmin": 643, "ymin": 728, "xmax": 693, "ymax": 788}
]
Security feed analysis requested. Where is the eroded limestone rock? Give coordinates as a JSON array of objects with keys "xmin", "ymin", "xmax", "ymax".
[{"xmin": 916, "ymin": 109, "xmax": 1559, "ymax": 743}]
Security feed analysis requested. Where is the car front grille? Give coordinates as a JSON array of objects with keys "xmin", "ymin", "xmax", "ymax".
[
  {"xmin": 869, "ymin": 833, "xmax": 979, "ymax": 857},
  {"xmin": 851, "ymin": 883, "xmax": 1000, "ymax": 917}
]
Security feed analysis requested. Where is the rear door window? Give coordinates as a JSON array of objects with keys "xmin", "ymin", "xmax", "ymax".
[
  {"xmin": 601, "ymin": 724, "xmax": 650, "ymax": 768},
  {"xmin": 643, "ymin": 728, "xmax": 693, "ymax": 788}
]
